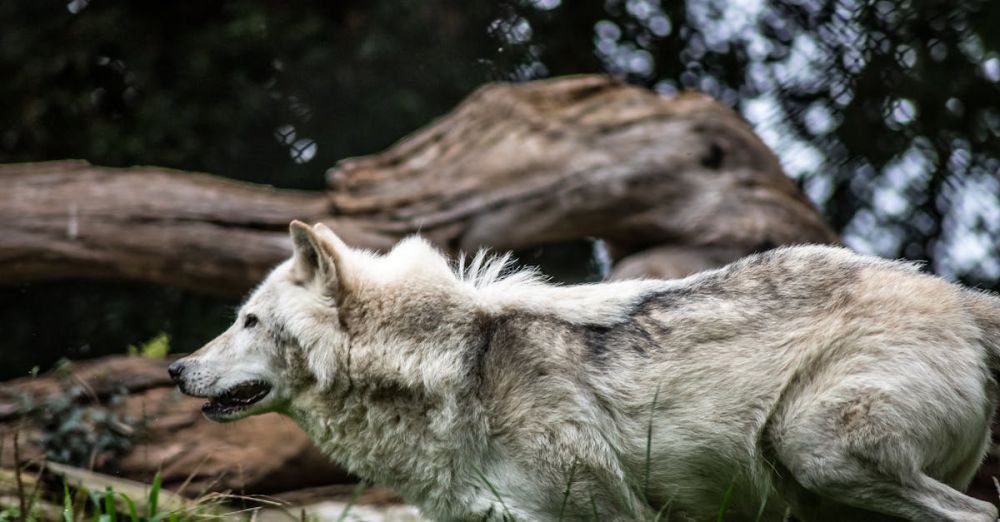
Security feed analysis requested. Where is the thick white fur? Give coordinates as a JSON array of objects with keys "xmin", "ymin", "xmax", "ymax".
[{"xmin": 174, "ymin": 223, "xmax": 1000, "ymax": 521}]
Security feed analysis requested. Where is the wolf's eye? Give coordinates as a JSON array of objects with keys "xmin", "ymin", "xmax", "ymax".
[{"xmin": 243, "ymin": 314, "xmax": 259, "ymax": 329}]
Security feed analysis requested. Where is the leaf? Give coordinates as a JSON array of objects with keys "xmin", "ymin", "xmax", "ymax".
[
  {"xmin": 87, "ymin": 490, "xmax": 102, "ymax": 514},
  {"xmin": 118, "ymin": 493, "xmax": 139, "ymax": 522},
  {"xmin": 147, "ymin": 473, "xmax": 162, "ymax": 519},
  {"xmin": 129, "ymin": 333, "xmax": 169, "ymax": 359},
  {"xmin": 103, "ymin": 487, "xmax": 117, "ymax": 522},
  {"xmin": 63, "ymin": 483, "xmax": 74, "ymax": 522}
]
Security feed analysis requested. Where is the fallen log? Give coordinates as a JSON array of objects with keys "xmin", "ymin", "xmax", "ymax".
[
  {"xmin": 0, "ymin": 76, "xmax": 838, "ymax": 297},
  {"xmin": 0, "ymin": 161, "xmax": 330, "ymax": 296}
]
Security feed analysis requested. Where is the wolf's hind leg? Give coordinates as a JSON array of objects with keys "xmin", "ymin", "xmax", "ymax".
[
  {"xmin": 783, "ymin": 464, "xmax": 997, "ymax": 521},
  {"xmin": 773, "ymin": 423, "xmax": 997, "ymax": 521},
  {"xmin": 771, "ymin": 460, "xmax": 905, "ymax": 522},
  {"xmin": 771, "ymin": 391, "xmax": 998, "ymax": 521},
  {"xmin": 794, "ymin": 468, "xmax": 996, "ymax": 522}
]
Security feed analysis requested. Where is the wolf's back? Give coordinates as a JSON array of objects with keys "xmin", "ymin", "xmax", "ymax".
[{"xmin": 965, "ymin": 288, "xmax": 1000, "ymax": 371}]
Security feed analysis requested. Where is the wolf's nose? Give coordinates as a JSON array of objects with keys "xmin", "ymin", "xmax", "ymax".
[{"xmin": 167, "ymin": 361, "xmax": 186, "ymax": 382}]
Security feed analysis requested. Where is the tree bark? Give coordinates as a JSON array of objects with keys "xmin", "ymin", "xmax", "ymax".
[
  {"xmin": 0, "ymin": 76, "xmax": 837, "ymax": 296},
  {"xmin": 327, "ymin": 75, "xmax": 838, "ymax": 258},
  {"xmin": 0, "ymin": 161, "xmax": 328, "ymax": 296}
]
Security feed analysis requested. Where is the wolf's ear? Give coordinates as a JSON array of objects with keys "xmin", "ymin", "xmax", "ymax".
[{"xmin": 289, "ymin": 220, "xmax": 347, "ymax": 294}]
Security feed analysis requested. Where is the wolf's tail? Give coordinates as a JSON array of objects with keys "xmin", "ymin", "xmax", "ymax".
[{"xmin": 969, "ymin": 290, "xmax": 1000, "ymax": 371}]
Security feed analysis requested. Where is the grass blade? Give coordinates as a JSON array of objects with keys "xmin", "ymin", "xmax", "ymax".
[
  {"xmin": 335, "ymin": 481, "xmax": 367, "ymax": 522},
  {"xmin": 653, "ymin": 498, "xmax": 673, "ymax": 522},
  {"xmin": 117, "ymin": 493, "xmax": 139, "ymax": 522},
  {"xmin": 85, "ymin": 489, "xmax": 101, "ymax": 522},
  {"xmin": 754, "ymin": 493, "xmax": 768, "ymax": 522},
  {"xmin": 473, "ymin": 468, "xmax": 513, "ymax": 520},
  {"xmin": 716, "ymin": 481, "xmax": 735, "ymax": 522},
  {"xmin": 644, "ymin": 384, "xmax": 661, "ymax": 501},
  {"xmin": 104, "ymin": 488, "xmax": 117, "ymax": 522},
  {"xmin": 558, "ymin": 462, "xmax": 577, "ymax": 521},
  {"xmin": 147, "ymin": 473, "xmax": 162, "ymax": 519},
  {"xmin": 12, "ymin": 431, "xmax": 27, "ymax": 522},
  {"xmin": 62, "ymin": 483, "xmax": 74, "ymax": 522},
  {"xmin": 590, "ymin": 496, "xmax": 599, "ymax": 522}
]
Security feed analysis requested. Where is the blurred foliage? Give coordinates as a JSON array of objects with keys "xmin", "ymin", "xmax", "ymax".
[
  {"xmin": 127, "ymin": 333, "xmax": 169, "ymax": 359},
  {"xmin": 0, "ymin": 281, "xmax": 233, "ymax": 380},
  {"xmin": 0, "ymin": 0, "xmax": 509, "ymax": 188},
  {"xmin": 21, "ymin": 381, "xmax": 141, "ymax": 469},
  {"xmin": 1, "ymin": 0, "xmax": 999, "ymax": 377}
]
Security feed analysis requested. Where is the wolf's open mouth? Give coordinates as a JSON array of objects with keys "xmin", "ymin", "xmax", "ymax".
[{"xmin": 202, "ymin": 380, "xmax": 272, "ymax": 416}]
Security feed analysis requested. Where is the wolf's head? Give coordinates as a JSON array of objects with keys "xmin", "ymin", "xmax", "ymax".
[{"xmin": 169, "ymin": 220, "xmax": 499, "ymax": 422}]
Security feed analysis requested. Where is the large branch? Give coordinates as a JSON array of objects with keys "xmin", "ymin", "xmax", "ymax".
[
  {"xmin": 328, "ymin": 76, "xmax": 838, "ymax": 257},
  {"xmin": 0, "ymin": 161, "xmax": 329, "ymax": 295},
  {"xmin": 0, "ymin": 76, "xmax": 837, "ymax": 296}
]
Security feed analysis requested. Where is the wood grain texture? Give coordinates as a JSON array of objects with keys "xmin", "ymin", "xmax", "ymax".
[
  {"xmin": 328, "ymin": 75, "xmax": 838, "ymax": 262},
  {"xmin": 0, "ymin": 161, "xmax": 329, "ymax": 295},
  {"xmin": 0, "ymin": 76, "xmax": 838, "ymax": 296}
]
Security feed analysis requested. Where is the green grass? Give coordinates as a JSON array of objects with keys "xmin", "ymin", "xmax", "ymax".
[
  {"xmin": 652, "ymin": 497, "xmax": 673, "ymax": 522},
  {"xmin": 715, "ymin": 481, "xmax": 735, "ymax": 522},
  {"xmin": 455, "ymin": 383, "xmax": 762, "ymax": 522},
  {"xmin": 127, "ymin": 332, "xmax": 170, "ymax": 359},
  {"xmin": 334, "ymin": 481, "xmax": 367, "ymax": 522},
  {"xmin": 64, "ymin": 472, "xmax": 184, "ymax": 522},
  {"xmin": 643, "ymin": 384, "xmax": 661, "ymax": 502},
  {"xmin": 474, "ymin": 468, "xmax": 514, "ymax": 521},
  {"xmin": 0, "ymin": 471, "xmax": 224, "ymax": 522},
  {"xmin": 557, "ymin": 461, "xmax": 577, "ymax": 521}
]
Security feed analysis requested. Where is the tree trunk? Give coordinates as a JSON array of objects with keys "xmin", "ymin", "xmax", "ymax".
[{"xmin": 0, "ymin": 76, "xmax": 837, "ymax": 296}]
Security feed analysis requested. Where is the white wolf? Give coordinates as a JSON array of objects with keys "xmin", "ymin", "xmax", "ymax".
[{"xmin": 170, "ymin": 220, "xmax": 1000, "ymax": 522}]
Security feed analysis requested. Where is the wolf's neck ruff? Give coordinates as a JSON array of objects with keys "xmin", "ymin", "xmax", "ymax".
[
  {"xmin": 286, "ymin": 358, "xmax": 491, "ymax": 509},
  {"xmin": 278, "ymin": 251, "xmax": 698, "ymax": 517}
]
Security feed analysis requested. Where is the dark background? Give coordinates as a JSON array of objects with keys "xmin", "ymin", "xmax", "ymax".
[{"xmin": 3, "ymin": 0, "xmax": 999, "ymax": 378}]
